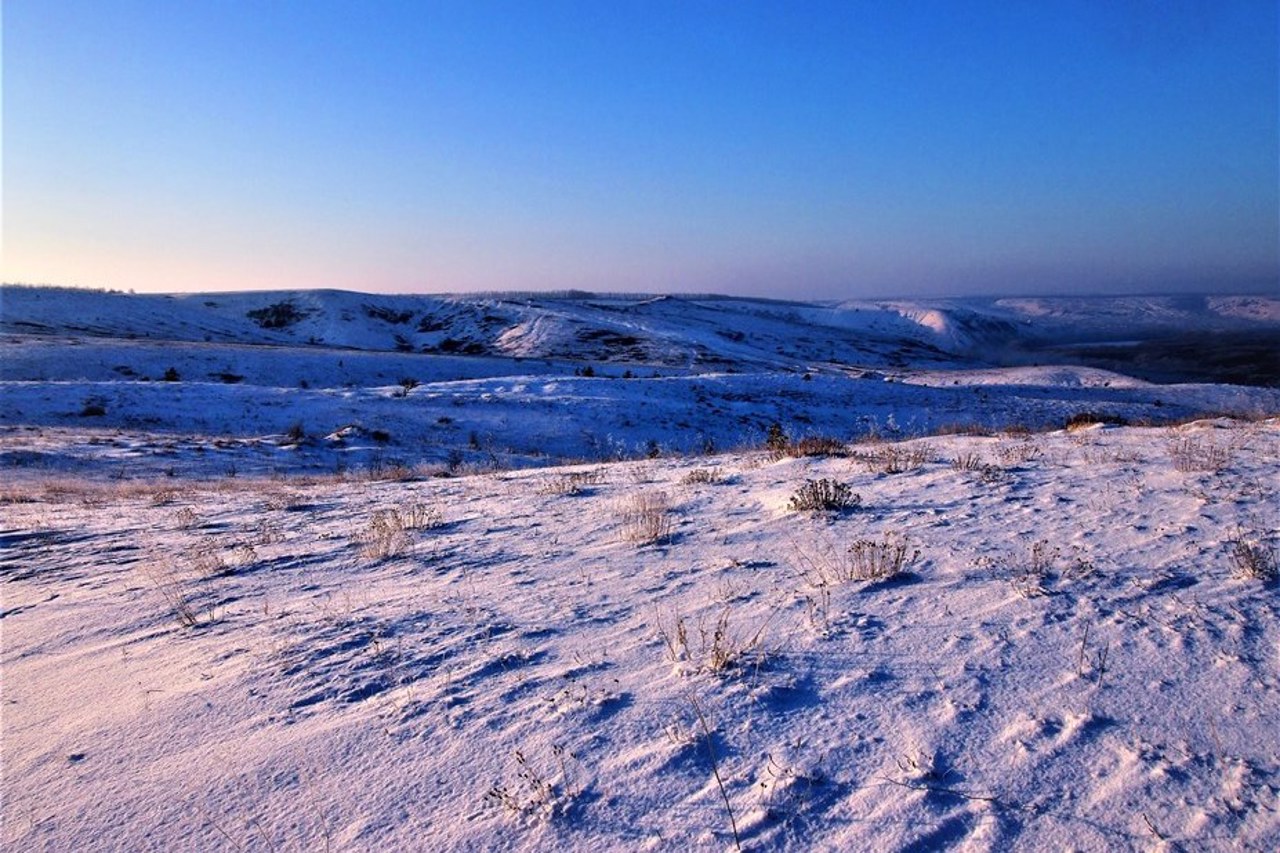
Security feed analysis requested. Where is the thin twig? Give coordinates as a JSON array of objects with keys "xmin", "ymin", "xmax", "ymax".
[
  {"xmin": 200, "ymin": 808, "xmax": 245, "ymax": 852},
  {"xmin": 877, "ymin": 775, "xmax": 1017, "ymax": 809},
  {"xmin": 689, "ymin": 694, "xmax": 741, "ymax": 851}
]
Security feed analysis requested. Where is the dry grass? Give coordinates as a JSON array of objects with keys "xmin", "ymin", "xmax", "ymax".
[
  {"xmin": 657, "ymin": 607, "xmax": 772, "ymax": 676},
  {"xmin": 538, "ymin": 468, "xmax": 606, "ymax": 496},
  {"xmin": 1010, "ymin": 539, "xmax": 1059, "ymax": 597},
  {"xmin": 994, "ymin": 441, "xmax": 1043, "ymax": 466},
  {"xmin": 844, "ymin": 535, "xmax": 920, "ymax": 582},
  {"xmin": 356, "ymin": 502, "xmax": 442, "ymax": 559},
  {"xmin": 1168, "ymin": 436, "xmax": 1231, "ymax": 473},
  {"xmin": 787, "ymin": 436, "xmax": 849, "ymax": 458},
  {"xmin": 795, "ymin": 531, "xmax": 919, "ymax": 586},
  {"xmin": 788, "ymin": 479, "xmax": 859, "ymax": 513},
  {"xmin": 854, "ymin": 445, "xmax": 931, "ymax": 474},
  {"xmin": 1228, "ymin": 532, "xmax": 1278, "ymax": 582},
  {"xmin": 140, "ymin": 562, "xmax": 205, "ymax": 628},
  {"xmin": 616, "ymin": 492, "xmax": 674, "ymax": 545},
  {"xmin": 681, "ymin": 467, "xmax": 724, "ymax": 485},
  {"xmin": 191, "ymin": 541, "xmax": 258, "ymax": 577},
  {"xmin": 484, "ymin": 745, "xmax": 584, "ymax": 821}
]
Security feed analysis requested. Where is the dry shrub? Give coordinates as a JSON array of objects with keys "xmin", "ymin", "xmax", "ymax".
[
  {"xmin": 932, "ymin": 422, "xmax": 994, "ymax": 437},
  {"xmin": 1010, "ymin": 539, "xmax": 1059, "ymax": 597},
  {"xmin": 797, "ymin": 531, "xmax": 919, "ymax": 587},
  {"xmin": 356, "ymin": 501, "xmax": 443, "ymax": 558},
  {"xmin": 788, "ymin": 479, "xmax": 859, "ymax": 513},
  {"xmin": 1064, "ymin": 412, "xmax": 1128, "ymax": 431},
  {"xmin": 358, "ymin": 509, "xmax": 411, "ymax": 559},
  {"xmin": 174, "ymin": 506, "xmax": 200, "ymax": 529},
  {"xmin": 400, "ymin": 501, "xmax": 444, "ymax": 530},
  {"xmin": 192, "ymin": 541, "xmax": 258, "ymax": 577},
  {"xmin": 617, "ymin": 491, "xmax": 674, "ymax": 545},
  {"xmin": 854, "ymin": 445, "xmax": 931, "ymax": 474},
  {"xmin": 1168, "ymin": 436, "xmax": 1230, "ymax": 473},
  {"xmin": 994, "ymin": 441, "xmax": 1042, "ymax": 466},
  {"xmin": 539, "ymin": 468, "xmax": 605, "ymax": 496},
  {"xmin": 788, "ymin": 436, "xmax": 848, "ymax": 457},
  {"xmin": 844, "ymin": 535, "xmax": 920, "ymax": 582},
  {"xmin": 681, "ymin": 467, "xmax": 723, "ymax": 485},
  {"xmin": 140, "ymin": 563, "xmax": 202, "ymax": 628},
  {"xmin": 262, "ymin": 490, "xmax": 306, "ymax": 511},
  {"xmin": 484, "ymin": 746, "xmax": 584, "ymax": 821},
  {"xmin": 657, "ymin": 607, "xmax": 772, "ymax": 676},
  {"xmin": 1228, "ymin": 533, "xmax": 1278, "ymax": 581}
]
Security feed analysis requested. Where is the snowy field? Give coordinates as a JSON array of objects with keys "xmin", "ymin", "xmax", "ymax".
[{"xmin": 2, "ymin": 286, "xmax": 1279, "ymax": 851}]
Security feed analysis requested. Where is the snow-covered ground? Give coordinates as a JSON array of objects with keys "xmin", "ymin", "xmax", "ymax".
[
  {"xmin": 2, "ymin": 286, "xmax": 1278, "ymax": 850},
  {"xmin": 4, "ymin": 420, "xmax": 1278, "ymax": 850}
]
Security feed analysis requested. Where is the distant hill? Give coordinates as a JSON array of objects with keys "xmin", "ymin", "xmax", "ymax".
[{"xmin": 4, "ymin": 286, "xmax": 1277, "ymax": 384}]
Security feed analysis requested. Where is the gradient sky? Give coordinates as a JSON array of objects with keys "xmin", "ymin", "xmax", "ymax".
[{"xmin": 3, "ymin": 1, "xmax": 1277, "ymax": 298}]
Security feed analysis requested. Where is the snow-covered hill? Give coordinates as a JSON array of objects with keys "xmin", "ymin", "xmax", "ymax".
[
  {"xmin": 3, "ymin": 285, "xmax": 1278, "ymax": 479},
  {"xmin": 5, "ymin": 286, "xmax": 1277, "ymax": 376}
]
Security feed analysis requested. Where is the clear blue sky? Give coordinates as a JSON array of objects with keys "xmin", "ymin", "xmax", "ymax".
[{"xmin": 3, "ymin": 0, "xmax": 1277, "ymax": 298}]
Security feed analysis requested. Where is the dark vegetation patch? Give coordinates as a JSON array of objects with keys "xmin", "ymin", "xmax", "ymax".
[
  {"xmin": 434, "ymin": 338, "xmax": 486, "ymax": 355},
  {"xmin": 364, "ymin": 304, "xmax": 415, "ymax": 325},
  {"xmin": 1034, "ymin": 331, "xmax": 1280, "ymax": 388},
  {"xmin": 577, "ymin": 328, "xmax": 641, "ymax": 348},
  {"xmin": 247, "ymin": 301, "xmax": 309, "ymax": 329},
  {"xmin": 1064, "ymin": 412, "xmax": 1129, "ymax": 430}
]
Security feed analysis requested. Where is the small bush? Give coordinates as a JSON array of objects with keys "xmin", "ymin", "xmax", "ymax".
[
  {"xmin": 141, "ymin": 563, "xmax": 203, "ymax": 628},
  {"xmin": 79, "ymin": 401, "xmax": 107, "ymax": 417},
  {"xmin": 788, "ymin": 436, "xmax": 848, "ymax": 457},
  {"xmin": 484, "ymin": 746, "xmax": 583, "ymax": 821},
  {"xmin": 682, "ymin": 467, "xmax": 723, "ymax": 485},
  {"xmin": 540, "ymin": 468, "xmax": 605, "ymax": 496},
  {"xmin": 192, "ymin": 541, "xmax": 258, "ymax": 577},
  {"xmin": 617, "ymin": 492, "xmax": 674, "ymax": 545},
  {"xmin": 1228, "ymin": 533, "xmax": 1278, "ymax": 581},
  {"xmin": 994, "ymin": 441, "xmax": 1042, "ymax": 466},
  {"xmin": 789, "ymin": 479, "xmax": 859, "ymax": 513},
  {"xmin": 844, "ymin": 535, "xmax": 919, "ymax": 582},
  {"xmin": 951, "ymin": 453, "xmax": 984, "ymax": 471},
  {"xmin": 933, "ymin": 422, "xmax": 994, "ymax": 437},
  {"xmin": 766, "ymin": 422, "xmax": 789, "ymax": 457},
  {"xmin": 1168, "ymin": 436, "xmax": 1230, "ymax": 473},
  {"xmin": 657, "ymin": 607, "xmax": 771, "ymax": 676},
  {"xmin": 162, "ymin": 367, "xmax": 181, "ymax": 382},
  {"xmin": 796, "ymin": 532, "xmax": 919, "ymax": 588},
  {"xmin": 365, "ymin": 511, "xmax": 409, "ymax": 553},
  {"xmin": 855, "ymin": 445, "xmax": 930, "ymax": 474},
  {"xmin": 281, "ymin": 422, "xmax": 306, "ymax": 445},
  {"xmin": 1011, "ymin": 539, "xmax": 1059, "ymax": 597},
  {"xmin": 401, "ymin": 501, "xmax": 444, "ymax": 530}
]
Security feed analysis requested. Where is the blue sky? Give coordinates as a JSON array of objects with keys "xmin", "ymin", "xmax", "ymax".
[{"xmin": 3, "ymin": 1, "xmax": 1277, "ymax": 298}]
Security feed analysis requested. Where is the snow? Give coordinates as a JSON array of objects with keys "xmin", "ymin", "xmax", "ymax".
[{"xmin": 2, "ymin": 285, "xmax": 1278, "ymax": 850}]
